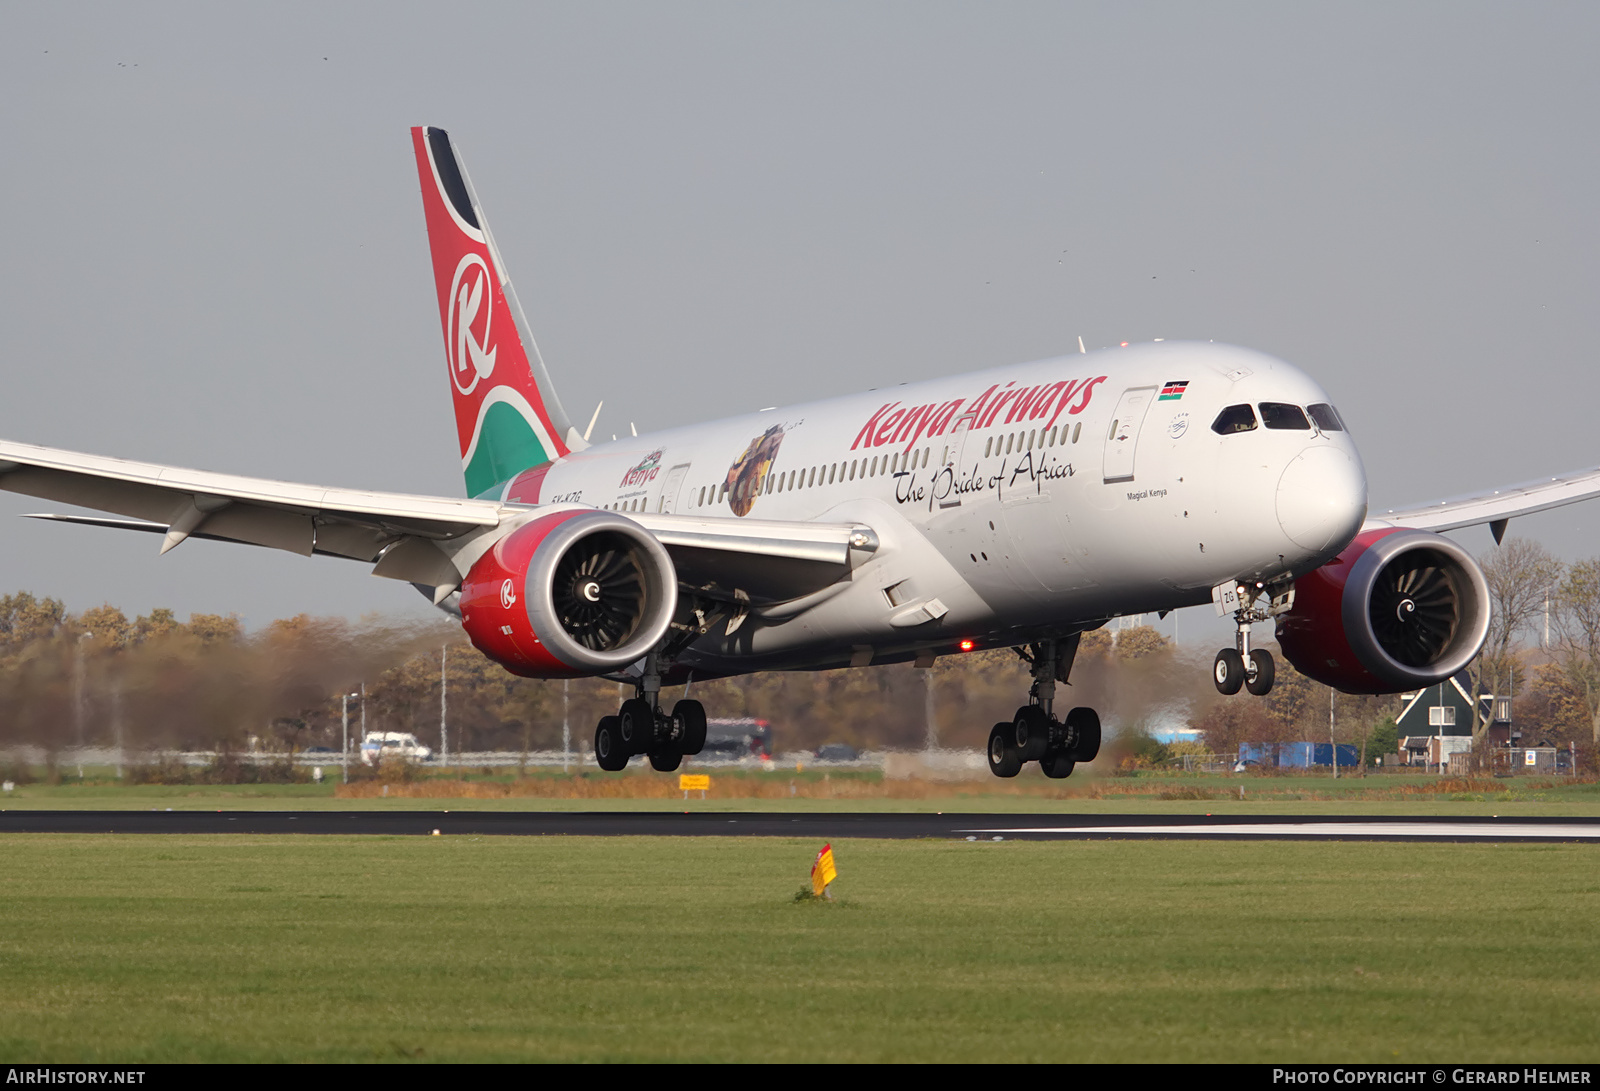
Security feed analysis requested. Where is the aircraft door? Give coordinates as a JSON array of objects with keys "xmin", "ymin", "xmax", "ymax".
[
  {"xmin": 1102, "ymin": 386, "xmax": 1156, "ymax": 484},
  {"xmin": 657, "ymin": 463, "xmax": 691, "ymax": 513}
]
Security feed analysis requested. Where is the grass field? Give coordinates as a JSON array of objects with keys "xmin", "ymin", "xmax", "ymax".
[
  {"xmin": 1, "ymin": 834, "xmax": 1597, "ymax": 1062},
  {"xmin": 5, "ymin": 769, "xmax": 1600, "ymax": 815}
]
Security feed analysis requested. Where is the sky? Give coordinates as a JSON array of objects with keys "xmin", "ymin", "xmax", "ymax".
[{"xmin": 1, "ymin": 2, "xmax": 1598, "ymax": 644}]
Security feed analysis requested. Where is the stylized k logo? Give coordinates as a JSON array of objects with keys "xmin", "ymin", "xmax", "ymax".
[{"xmin": 447, "ymin": 253, "xmax": 498, "ymax": 395}]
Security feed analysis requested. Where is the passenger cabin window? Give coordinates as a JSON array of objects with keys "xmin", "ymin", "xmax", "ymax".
[
  {"xmin": 1259, "ymin": 402, "xmax": 1311, "ymax": 430},
  {"xmin": 1307, "ymin": 403, "xmax": 1346, "ymax": 432},
  {"xmin": 1211, "ymin": 404, "xmax": 1258, "ymax": 434}
]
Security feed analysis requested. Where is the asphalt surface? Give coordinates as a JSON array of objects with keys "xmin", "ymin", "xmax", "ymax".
[{"xmin": 3, "ymin": 811, "xmax": 1600, "ymax": 841}]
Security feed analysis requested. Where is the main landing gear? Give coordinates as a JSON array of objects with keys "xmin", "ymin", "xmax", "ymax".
[
  {"xmin": 593, "ymin": 653, "xmax": 708, "ymax": 772},
  {"xmin": 986, "ymin": 636, "xmax": 1102, "ymax": 779},
  {"xmin": 1211, "ymin": 580, "xmax": 1291, "ymax": 697}
]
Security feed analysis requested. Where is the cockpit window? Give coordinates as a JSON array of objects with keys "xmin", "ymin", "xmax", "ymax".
[
  {"xmin": 1211, "ymin": 404, "xmax": 1258, "ymax": 434},
  {"xmin": 1307, "ymin": 403, "xmax": 1345, "ymax": 432},
  {"xmin": 1259, "ymin": 402, "xmax": 1311, "ymax": 430}
]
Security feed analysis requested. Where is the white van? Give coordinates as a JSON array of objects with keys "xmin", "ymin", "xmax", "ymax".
[{"xmin": 359, "ymin": 731, "xmax": 433, "ymax": 766}]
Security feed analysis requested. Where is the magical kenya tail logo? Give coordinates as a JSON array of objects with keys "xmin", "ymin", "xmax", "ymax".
[{"xmin": 413, "ymin": 126, "xmax": 581, "ymax": 498}]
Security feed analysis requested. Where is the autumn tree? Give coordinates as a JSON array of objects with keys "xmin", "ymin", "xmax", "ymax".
[
  {"xmin": 1194, "ymin": 700, "xmax": 1283, "ymax": 755},
  {"xmin": 75, "ymin": 605, "xmax": 132, "ymax": 650},
  {"xmin": 1113, "ymin": 625, "xmax": 1169, "ymax": 660},
  {"xmin": 1261, "ymin": 656, "xmax": 1318, "ymax": 737},
  {"xmin": 0, "ymin": 592, "xmax": 66, "ymax": 657},
  {"xmin": 186, "ymin": 613, "xmax": 243, "ymax": 646},
  {"xmin": 134, "ymin": 608, "xmax": 182, "ymax": 643},
  {"xmin": 1077, "ymin": 628, "xmax": 1113, "ymax": 659},
  {"xmin": 1513, "ymin": 662, "xmax": 1590, "ymax": 748}
]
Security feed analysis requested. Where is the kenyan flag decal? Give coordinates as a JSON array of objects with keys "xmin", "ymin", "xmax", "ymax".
[{"xmin": 1159, "ymin": 380, "xmax": 1189, "ymax": 401}]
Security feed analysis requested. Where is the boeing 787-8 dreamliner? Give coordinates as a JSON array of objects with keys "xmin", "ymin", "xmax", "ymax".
[{"xmin": 4, "ymin": 127, "xmax": 1598, "ymax": 777}]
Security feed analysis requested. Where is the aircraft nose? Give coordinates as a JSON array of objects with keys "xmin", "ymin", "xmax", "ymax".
[{"xmin": 1276, "ymin": 445, "xmax": 1367, "ymax": 554}]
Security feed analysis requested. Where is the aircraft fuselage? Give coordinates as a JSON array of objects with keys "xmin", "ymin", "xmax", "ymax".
[{"xmin": 494, "ymin": 340, "xmax": 1368, "ymax": 673}]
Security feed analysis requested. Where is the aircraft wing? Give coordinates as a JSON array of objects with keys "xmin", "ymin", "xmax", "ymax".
[
  {"xmin": 0, "ymin": 439, "xmax": 873, "ymax": 604},
  {"xmin": 1365, "ymin": 466, "xmax": 1600, "ymax": 541},
  {"xmin": 0, "ymin": 438, "xmax": 503, "ymax": 585}
]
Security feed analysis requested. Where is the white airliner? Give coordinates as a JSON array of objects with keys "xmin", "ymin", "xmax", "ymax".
[{"xmin": 4, "ymin": 126, "xmax": 1598, "ymax": 778}]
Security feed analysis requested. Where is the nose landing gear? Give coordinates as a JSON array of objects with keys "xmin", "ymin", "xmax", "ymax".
[
  {"xmin": 985, "ymin": 636, "xmax": 1102, "ymax": 779},
  {"xmin": 1212, "ymin": 645, "xmax": 1276, "ymax": 696},
  {"xmin": 1211, "ymin": 580, "xmax": 1292, "ymax": 697}
]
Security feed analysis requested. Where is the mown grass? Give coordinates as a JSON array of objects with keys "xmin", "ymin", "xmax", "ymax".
[
  {"xmin": 5, "ymin": 770, "xmax": 1600, "ymax": 815},
  {"xmin": 0, "ymin": 835, "xmax": 1596, "ymax": 1062}
]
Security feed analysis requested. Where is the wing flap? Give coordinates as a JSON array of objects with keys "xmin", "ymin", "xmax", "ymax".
[
  {"xmin": 630, "ymin": 512, "xmax": 864, "ymax": 566},
  {"xmin": 630, "ymin": 511, "xmax": 876, "ymax": 604}
]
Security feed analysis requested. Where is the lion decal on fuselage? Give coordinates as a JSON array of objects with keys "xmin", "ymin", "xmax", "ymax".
[{"xmin": 724, "ymin": 425, "xmax": 786, "ymax": 517}]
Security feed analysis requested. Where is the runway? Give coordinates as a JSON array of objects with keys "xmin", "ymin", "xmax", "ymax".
[{"xmin": 4, "ymin": 811, "xmax": 1600, "ymax": 841}]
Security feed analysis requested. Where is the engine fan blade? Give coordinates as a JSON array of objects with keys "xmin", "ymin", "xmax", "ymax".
[
  {"xmin": 1370, "ymin": 559, "xmax": 1458, "ymax": 667},
  {"xmin": 553, "ymin": 538, "xmax": 647, "ymax": 650}
]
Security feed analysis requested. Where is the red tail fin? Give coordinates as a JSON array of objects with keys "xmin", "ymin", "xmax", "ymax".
[{"xmin": 413, "ymin": 126, "xmax": 581, "ymax": 497}]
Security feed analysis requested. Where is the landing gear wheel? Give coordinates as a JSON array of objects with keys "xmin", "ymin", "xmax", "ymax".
[
  {"xmin": 1040, "ymin": 752, "xmax": 1076, "ymax": 779},
  {"xmin": 1245, "ymin": 649, "xmax": 1276, "ymax": 696},
  {"xmin": 672, "ymin": 699, "xmax": 707, "ymax": 755},
  {"xmin": 648, "ymin": 750, "xmax": 682, "ymax": 772},
  {"xmin": 1013, "ymin": 705, "xmax": 1051, "ymax": 762},
  {"xmin": 618, "ymin": 698, "xmax": 655, "ymax": 755},
  {"xmin": 594, "ymin": 716, "xmax": 628, "ymax": 771},
  {"xmin": 1065, "ymin": 706, "xmax": 1101, "ymax": 762},
  {"xmin": 1213, "ymin": 649, "xmax": 1245, "ymax": 695},
  {"xmin": 987, "ymin": 722, "xmax": 1022, "ymax": 778}
]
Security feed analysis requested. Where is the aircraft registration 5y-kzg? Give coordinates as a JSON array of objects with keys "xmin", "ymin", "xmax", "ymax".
[{"xmin": 6, "ymin": 126, "xmax": 1600, "ymax": 777}]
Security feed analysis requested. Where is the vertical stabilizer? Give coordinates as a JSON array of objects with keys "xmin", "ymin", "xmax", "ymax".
[{"xmin": 412, "ymin": 126, "xmax": 585, "ymax": 498}]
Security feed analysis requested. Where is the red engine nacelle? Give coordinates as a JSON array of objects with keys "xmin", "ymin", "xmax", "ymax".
[
  {"xmin": 458, "ymin": 509, "xmax": 678, "ymax": 678},
  {"xmin": 1276, "ymin": 527, "xmax": 1490, "ymax": 694}
]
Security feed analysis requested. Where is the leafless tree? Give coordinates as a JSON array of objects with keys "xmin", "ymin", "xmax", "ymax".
[
  {"xmin": 1473, "ymin": 539, "xmax": 1563, "ymax": 740},
  {"xmin": 1552, "ymin": 558, "xmax": 1600, "ymax": 746}
]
